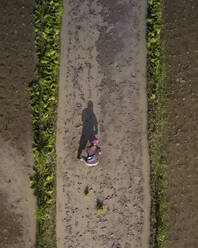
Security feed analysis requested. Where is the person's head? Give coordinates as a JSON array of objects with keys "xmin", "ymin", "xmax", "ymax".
[{"xmin": 92, "ymin": 138, "xmax": 99, "ymax": 145}]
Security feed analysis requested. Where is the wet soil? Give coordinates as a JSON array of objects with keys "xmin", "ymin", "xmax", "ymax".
[
  {"xmin": 162, "ymin": 0, "xmax": 198, "ymax": 247},
  {"xmin": 0, "ymin": 0, "xmax": 36, "ymax": 247}
]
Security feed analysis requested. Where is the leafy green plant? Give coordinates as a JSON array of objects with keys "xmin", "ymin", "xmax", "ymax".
[
  {"xmin": 84, "ymin": 186, "xmax": 89, "ymax": 198},
  {"xmin": 96, "ymin": 200, "xmax": 104, "ymax": 215},
  {"xmin": 29, "ymin": 0, "xmax": 63, "ymax": 247},
  {"xmin": 147, "ymin": 0, "xmax": 167, "ymax": 247}
]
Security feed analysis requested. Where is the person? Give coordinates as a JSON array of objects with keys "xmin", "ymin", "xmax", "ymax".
[{"xmin": 80, "ymin": 138, "xmax": 101, "ymax": 166}]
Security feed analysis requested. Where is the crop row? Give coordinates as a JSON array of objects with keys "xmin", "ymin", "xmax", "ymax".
[
  {"xmin": 29, "ymin": 0, "xmax": 62, "ymax": 247},
  {"xmin": 147, "ymin": 0, "xmax": 167, "ymax": 247}
]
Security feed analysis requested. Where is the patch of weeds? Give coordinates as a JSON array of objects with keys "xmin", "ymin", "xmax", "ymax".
[
  {"xmin": 147, "ymin": 0, "xmax": 167, "ymax": 247},
  {"xmin": 29, "ymin": 0, "xmax": 63, "ymax": 247},
  {"xmin": 96, "ymin": 199, "xmax": 104, "ymax": 215}
]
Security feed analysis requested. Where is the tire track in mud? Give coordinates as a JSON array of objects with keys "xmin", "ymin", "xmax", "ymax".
[{"xmin": 56, "ymin": 1, "xmax": 150, "ymax": 247}]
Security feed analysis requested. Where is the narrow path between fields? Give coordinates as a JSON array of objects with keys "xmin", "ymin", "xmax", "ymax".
[{"xmin": 56, "ymin": 0, "xmax": 150, "ymax": 247}]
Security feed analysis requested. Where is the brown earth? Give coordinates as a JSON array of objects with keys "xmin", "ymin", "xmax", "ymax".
[
  {"xmin": 56, "ymin": 0, "xmax": 150, "ymax": 247},
  {"xmin": 0, "ymin": 0, "xmax": 36, "ymax": 247},
  {"xmin": 162, "ymin": 0, "xmax": 198, "ymax": 247}
]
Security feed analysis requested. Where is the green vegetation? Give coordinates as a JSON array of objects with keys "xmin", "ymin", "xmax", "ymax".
[
  {"xmin": 29, "ymin": 0, "xmax": 62, "ymax": 247},
  {"xmin": 147, "ymin": 0, "xmax": 167, "ymax": 247},
  {"xmin": 84, "ymin": 186, "xmax": 89, "ymax": 198},
  {"xmin": 96, "ymin": 200, "xmax": 104, "ymax": 215}
]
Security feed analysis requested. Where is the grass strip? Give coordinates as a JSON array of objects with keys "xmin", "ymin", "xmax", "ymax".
[
  {"xmin": 29, "ymin": 0, "xmax": 62, "ymax": 247},
  {"xmin": 147, "ymin": 0, "xmax": 167, "ymax": 247}
]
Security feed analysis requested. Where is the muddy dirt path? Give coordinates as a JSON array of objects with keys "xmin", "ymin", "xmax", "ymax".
[
  {"xmin": 0, "ymin": 1, "xmax": 36, "ymax": 248},
  {"xmin": 56, "ymin": 0, "xmax": 150, "ymax": 247}
]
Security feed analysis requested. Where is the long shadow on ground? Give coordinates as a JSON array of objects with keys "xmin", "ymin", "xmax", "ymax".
[{"xmin": 77, "ymin": 101, "xmax": 98, "ymax": 159}]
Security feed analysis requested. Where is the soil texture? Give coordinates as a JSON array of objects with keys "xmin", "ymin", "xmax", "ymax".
[
  {"xmin": 162, "ymin": 0, "xmax": 198, "ymax": 247},
  {"xmin": 56, "ymin": 0, "xmax": 150, "ymax": 247},
  {"xmin": 0, "ymin": 0, "xmax": 36, "ymax": 247}
]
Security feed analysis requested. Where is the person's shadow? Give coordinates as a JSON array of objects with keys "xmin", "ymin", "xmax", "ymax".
[{"xmin": 77, "ymin": 101, "xmax": 98, "ymax": 159}]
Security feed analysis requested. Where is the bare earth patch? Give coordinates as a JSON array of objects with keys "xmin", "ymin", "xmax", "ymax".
[
  {"xmin": 0, "ymin": 1, "xmax": 36, "ymax": 247},
  {"xmin": 162, "ymin": 1, "xmax": 198, "ymax": 247},
  {"xmin": 56, "ymin": 0, "xmax": 150, "ymax": 247}
]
